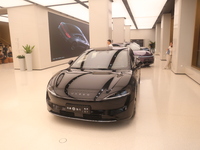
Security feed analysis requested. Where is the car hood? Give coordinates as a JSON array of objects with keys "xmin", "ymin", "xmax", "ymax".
[{"xmin": 52, "ymin": 69, "xmax": 132, "ymax": 101}]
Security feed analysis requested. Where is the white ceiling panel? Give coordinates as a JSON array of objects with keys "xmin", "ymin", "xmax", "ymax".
[
  {"xmin": 128, "ymin": 0, "xmax": 167, "ymax": 29},
  {"xmin": 0, "ymin": 0, "xmax": 166, "ymax": 29},
  {"xmin": 135, "ymin": 17, "xmax": 158, "ymax": 29},
  {"xmin": 28, "ymin": 0, "xmax": 76, "ymax": 6},
  {"xmin": 112, "ymin": 0, "xmax": 135, "ymax": 28},
  {"xmin": 0, "ymin": 0, "xmax": 31, "ymax": 8},
  {"xmin": 49, "ymin": 4, "xmax": 89, "ymax": 22}
]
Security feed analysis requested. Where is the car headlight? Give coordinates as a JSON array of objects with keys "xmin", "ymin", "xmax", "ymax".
[
  {"xmin": 47, "ymin": 71, "xmax": 62, "ymax": 96},
  {"xmin": 47, "ymin": 80, "xmax": 57, "ymax": 96},
  {"xmin": 104, "ymin": 87, "xmax": 131, "ymax": 100}
]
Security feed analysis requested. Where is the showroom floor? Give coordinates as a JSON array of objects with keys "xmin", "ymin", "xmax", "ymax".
[{"xmin": 0, "ymin": 55, "xmax": 200, "ymax": 150}]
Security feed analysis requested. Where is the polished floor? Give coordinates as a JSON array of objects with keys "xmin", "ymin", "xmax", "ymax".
[{"xmin": 0, "ymin": 56, "xmax": 200, "ymax": 150}]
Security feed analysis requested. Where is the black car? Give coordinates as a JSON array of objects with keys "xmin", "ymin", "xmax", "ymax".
[
  {"xmin": 58, "ymin": 22, "xmax": 90, "ymax": 51},
  {"xmin": 46, "ymin": 47, "xmax": 141, "ymax": 122}
]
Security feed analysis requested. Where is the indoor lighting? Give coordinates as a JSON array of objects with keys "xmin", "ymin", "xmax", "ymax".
[
  {"xmin": 0, "ymin": 0, "xmax": 31, "ymax": 7},
  {"xmin": 2, "ymin": 14, "xmax": 8, "ymax": 17},
  {"xmin": 28, "ymin": 0, "xmax": 76, "ymax": 6},
  {"xmin": 112, "ymin": 0, "xmax": 136, "ymax": 28},
  {"xmin": 49, "ymin": 4, "xmax": 89, "ymax": 22},
  {"xmin": 127, "ymin": 0, "xmax": 167, "ymax": 29},
  {"xmin": 0, "ymin": 16, "xmax": 8, "ymax": 22}
]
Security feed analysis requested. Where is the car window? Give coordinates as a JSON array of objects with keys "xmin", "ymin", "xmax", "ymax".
[
  {"xmin": 71, "ymin": 50, "xmax": 129, "ymax": 70},
  {"xmin": 112, "ymin": 51, "xmax": 129, "ymax": 69},
  {"xmin": 84, "ymin": 51, "xmax": 115, "ymax": 69}
]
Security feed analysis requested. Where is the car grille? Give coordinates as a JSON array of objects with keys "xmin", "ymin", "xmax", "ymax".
[{"xmin": 60, "ymin": 110, "xmax": 102, "ymax": 120}]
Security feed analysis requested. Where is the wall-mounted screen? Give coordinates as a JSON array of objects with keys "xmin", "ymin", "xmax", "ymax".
[
  {"xmin": 48, "ymin": 12, "xmax": 90, "ymax": 61},
  {"xmin": 130, "ymin": 39, "xmax": 144, "ymax": 47}
]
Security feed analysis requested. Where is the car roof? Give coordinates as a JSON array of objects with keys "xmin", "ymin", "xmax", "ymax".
[{"xmin": 87, "ymin": 47, "xmax": 128, "ymax": 52}]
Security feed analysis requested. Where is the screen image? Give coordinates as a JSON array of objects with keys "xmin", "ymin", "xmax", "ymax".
[{"xmin": 48, "ymin": 12, "xmax": 90, "ymax": 61}]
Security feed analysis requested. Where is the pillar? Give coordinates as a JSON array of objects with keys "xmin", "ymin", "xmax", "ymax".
[
  {"xmin": 155, "ymin": 23, "xmax": 161, "ymax": 55},
  {"xmin": 112, "ymin": 17, "xmax": 125, "ymax": 43},
  {"xmin": 124, "ymin": 25, "xmax": 131, "ymax": 43},
  {"xmin": 160, "ymin": 13, "xmax": 171, "ymax": 60},
  {"xmin": 172, "ymin": 0, "xmax": 196, "ymax": 73},
  {"xmin": 89, "ymin": 0, "xmax": 112, "ymax": 48}
]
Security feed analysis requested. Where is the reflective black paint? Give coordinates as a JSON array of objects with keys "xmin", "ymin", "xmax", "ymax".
[{"xmin": 46, "ymin": 48, "xmax": 140, "ymax": 122}]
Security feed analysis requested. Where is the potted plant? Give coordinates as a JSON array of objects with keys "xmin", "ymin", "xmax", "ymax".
[
  {"xmin": 16, "ymin": 55, "xmax": 25, "ymax": 71},
  {"xmin": 23, "ymin": 44, "xmax": 35, "ymax": 71}
]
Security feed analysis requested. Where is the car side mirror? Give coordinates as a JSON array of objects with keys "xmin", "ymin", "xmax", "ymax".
[{"xmin": 68, "ymin": 60, "xmax": 73, "ymax": 65}]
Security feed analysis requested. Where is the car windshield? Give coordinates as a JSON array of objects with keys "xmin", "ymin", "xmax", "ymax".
[{"xmin": 71, "ymin": 49, "xmax": 129, "ymax": 70}]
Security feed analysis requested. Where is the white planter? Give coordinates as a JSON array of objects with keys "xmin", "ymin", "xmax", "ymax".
[
  {"xmin": 25, "ymin": 53, "xmax": 32, "ymax": 71},
  {"xmin": 18, "ymin": 58, "xmax": 26, "ymax": 71}
]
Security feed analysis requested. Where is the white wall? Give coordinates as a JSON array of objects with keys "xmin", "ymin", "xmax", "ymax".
[
  {"xmin": 172, "ymin": 0, "xmax": 200, "ymax": 84},
  {"xmin": 130, "ymin": 29, "xmax": 155, "ymax": 48},
  {"xmin": 8, "ymin": 5, "xmax": 84, "ymax": 70}
]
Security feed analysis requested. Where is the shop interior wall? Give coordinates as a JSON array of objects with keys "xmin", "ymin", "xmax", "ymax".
[
  {"xmin": 0, "ymin": 22, "xmax": 10, "ymax": 45},
  {"xmin": 8, "ymin": 5, "xmax": 81, "ymax": 70},
  {"xmin": 130, "ymin": 29, "xmax": 155, "ymax": 48},
  {"xmin": 172, "ymin": 0, "xmax": 200, "ymax": 84},
  {"xmin": 184, "ymin": 0, "xmax": 200, "ymax": 84}
]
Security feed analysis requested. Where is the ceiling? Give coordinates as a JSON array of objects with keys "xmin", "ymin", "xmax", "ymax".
[{"xmin": 0, "ymin": 0, "xmax": 174, "ymax": 29}]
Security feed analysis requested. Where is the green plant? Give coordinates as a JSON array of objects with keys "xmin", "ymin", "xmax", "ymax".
[
  {"xmin": 16, "ymin": 55, "xmax": 25, "ymax": 59},
  {"xmin": 22, "ymin": 44, "xmax": 35, "ymax": 54},
  {"xmin": 149, "ymin": 41, "xmax": 155, "ymax": 49}
]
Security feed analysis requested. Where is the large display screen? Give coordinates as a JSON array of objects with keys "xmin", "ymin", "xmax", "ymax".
[{"xmin": 48, "ymin": 12, "xmax": 90, "ymax": 61}]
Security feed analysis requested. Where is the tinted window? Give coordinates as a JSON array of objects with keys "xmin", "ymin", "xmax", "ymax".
[{"xmin": 71, "ymin": 50, "xmax": 129, "ymax": 70}]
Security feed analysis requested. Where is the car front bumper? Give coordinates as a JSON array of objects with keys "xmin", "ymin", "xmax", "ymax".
[
  {"xmin": 46, "ymin": 91, "xmax": 135, "ymax": 122},
  {"xmin": 138, "ymin": 56, "xmax": 154, "ymax": 66}
]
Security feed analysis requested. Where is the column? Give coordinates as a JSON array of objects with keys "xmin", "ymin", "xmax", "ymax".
[
  {"xmin": 124, "ymin": 25, "xmax": 131, "ymax": 42},
  {"xmin": 112, "ymin": 17, "xmax": 125, "ymax": 43},
  {"xmin": 172, "ymin": 0, "xmax": 196, "ymax": 73},
  {"xmin": 155, "ymin": 23, "xmax": 161, "ymax": 55},
  {"xmin": 89, "ymin": 0, "xmax": 112, "ymax": 48},
  {"xmin": 160, "ymin": 13, "xmax": 171, "ymax": 60}
]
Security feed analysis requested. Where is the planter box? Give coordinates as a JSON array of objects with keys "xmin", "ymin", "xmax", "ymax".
[
  {"xmin": 25, "ymin": 53, "xmax": 32, "ymax": 71},
  {"xmin": 18, "ymin": 58, "xmax": 26, "ymax": 71}
]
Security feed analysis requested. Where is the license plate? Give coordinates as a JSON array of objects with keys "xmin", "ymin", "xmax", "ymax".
[{"xmin": 66, "ymin": 103, "xmax": 91, "ymax": 114}]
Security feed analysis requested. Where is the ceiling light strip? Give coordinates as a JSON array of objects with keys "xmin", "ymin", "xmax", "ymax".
[
  {"xmin": 25, "ymin": 0, "xmax": 77, "ymax": 7},
  {"xmin": 122, "ymin": 0, "xmax": 138, "ymax": 29},
  {"xmin": 74, "ymin": 0, "xmax": 88, "ymax": 9}
]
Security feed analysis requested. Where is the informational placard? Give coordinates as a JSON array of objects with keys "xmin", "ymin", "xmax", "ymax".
[{"xmin": 48, "ymin": 12, "xmax": 90, "ymax": 61}]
